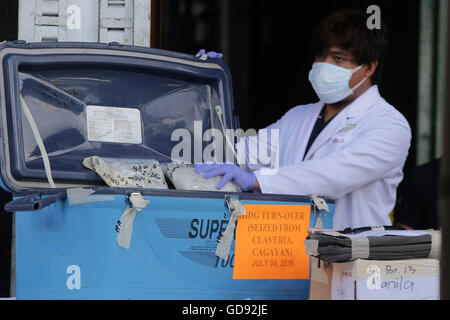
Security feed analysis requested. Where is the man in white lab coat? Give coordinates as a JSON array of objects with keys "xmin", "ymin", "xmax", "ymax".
[{"xmin": 195, "ymin": 8, "xmax": 412, "ymax": 229}]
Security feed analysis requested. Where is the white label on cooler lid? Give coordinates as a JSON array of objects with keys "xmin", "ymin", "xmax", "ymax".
[{"xmin": 86, "ymin": 105, "xmax": 142, "ymax": 144}]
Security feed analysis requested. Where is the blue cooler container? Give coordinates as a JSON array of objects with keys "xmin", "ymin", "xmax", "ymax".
[{"xmin": 0, "ymin": 41, "xmax": 334, "ymax": 300}]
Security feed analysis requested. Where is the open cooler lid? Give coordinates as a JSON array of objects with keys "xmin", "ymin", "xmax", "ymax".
[{"xmin": 0, "ymin": 41, "xmax": 236, "ymax": 192}]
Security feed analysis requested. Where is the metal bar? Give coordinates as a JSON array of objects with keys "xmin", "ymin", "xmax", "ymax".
[
  {"xmin": 134, "ymin": 0, "xmax": 151, "ymax": 47},
  {"xmin": 417, "ymin": 0, "xmax": 437, "ymax": 165},
  {"xmin": 99, "ymin": 0, "xmax": 136, "ymax": 45},
  {"xmin": 440, "ymin": 0, "xmax": 450, "ymax": 301},
  {"xmin": 435, "ymin": 0, "xmax": 448, "ymax": 158},
  {"xmin": 18, "ymin": 0, "xmax": 37, "ymax": 42}
]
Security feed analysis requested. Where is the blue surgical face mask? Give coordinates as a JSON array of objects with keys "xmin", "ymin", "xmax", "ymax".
[{"xmin": 308, "ymin": 62, "xmax": 367, "ymax": 104}]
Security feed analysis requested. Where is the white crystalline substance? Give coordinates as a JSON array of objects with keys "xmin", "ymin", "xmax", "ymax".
[
  {"xmin": 83, "ymin": 156, "xmax": 168, "ymax": 189},
  {"xmin": 161, "ymin": 162, "xmax": 240, "ymax": 192}
]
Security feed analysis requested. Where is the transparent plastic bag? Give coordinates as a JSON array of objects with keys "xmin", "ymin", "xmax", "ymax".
[
  {"xmin": 83, "ymin": 156, "xmax": 168, "ymax": 189},
  {"xmin": 161, "ymin": 162, "xmax": 240, "ymax": 192}
]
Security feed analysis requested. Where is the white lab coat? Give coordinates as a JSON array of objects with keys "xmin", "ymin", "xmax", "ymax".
[{"xmin": 241, "ymin": 85, "xmax": 412, "ymax": 229}]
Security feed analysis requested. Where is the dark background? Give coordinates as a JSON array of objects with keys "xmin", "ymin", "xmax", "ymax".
[{"xmin": 0, "ymin": 0, "xmax": 422, "ymax": 297}]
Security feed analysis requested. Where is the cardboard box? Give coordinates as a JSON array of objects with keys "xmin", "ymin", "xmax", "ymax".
[
  {"xmin": 309, "ymin": 256, "xmax": 333, "ymax": 300},
  {"xmin": 309, "ymin": 257, "xmax": 440, "ymax": 300}
]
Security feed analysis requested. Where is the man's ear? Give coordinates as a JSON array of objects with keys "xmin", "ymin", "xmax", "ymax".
[{"xmin": 365, "ymin": 61, "xmax": 379, "ymax": 78}]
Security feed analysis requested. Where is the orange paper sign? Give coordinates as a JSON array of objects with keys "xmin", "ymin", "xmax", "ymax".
[{"xmin": 233, "ymin": 204, "xmax": 311, "ymax": 280}]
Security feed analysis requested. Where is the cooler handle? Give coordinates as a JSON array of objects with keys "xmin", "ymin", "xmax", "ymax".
[{"xmin": 4, "ymin": 192, "xmax": 67, "ymax": 212}]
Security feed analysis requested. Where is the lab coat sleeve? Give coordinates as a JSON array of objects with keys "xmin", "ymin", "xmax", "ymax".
[{"xmin": 254, "ymin": 118, "xmax": 412, "ymax": 199}]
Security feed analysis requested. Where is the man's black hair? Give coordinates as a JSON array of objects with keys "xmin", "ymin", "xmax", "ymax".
[{"xmin": 311, "ymin": 8, "xmax": 389, "ymax": 86}]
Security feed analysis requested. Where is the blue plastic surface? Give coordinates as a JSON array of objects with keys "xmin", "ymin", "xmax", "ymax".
[{"xmin": 15, "ymin": 193, "xmax": 334, "ymax": 300}]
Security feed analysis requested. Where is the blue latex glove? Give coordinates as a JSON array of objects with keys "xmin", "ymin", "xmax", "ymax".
[
  {"xmin": 195, "ymin": 163, "xmax": 255, "ymax": 192},
  {"xmin": 196, "ymin": 49, "xmax": 223, "ymax": 59}
]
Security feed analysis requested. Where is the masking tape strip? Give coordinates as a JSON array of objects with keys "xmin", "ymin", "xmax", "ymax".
[
  {"xmin": 20, "ymin": 95, "xmax": 56, "ymax": 188},
  {"xmin": 116, "ymin": 193, "xmax": 149, "ymax": 250},
  {"xmin": 116, "ymin": 206, "xmax": 138, "ymax": 250},
  {"xmin": 320, "ymin": 231, "xmax": 370, "ymax": 260},
  {"xmin": 304, "ymin": 239, "xmax": 319, "ymax": 256},
  {"xmin": 427, "ymin": 230, "xmax": 441, "ymax": 259},
  {"xmin": 67, "ymin": 188, "xmax": 115, "ymax": 205},
  {"xmin": 350, "ymin": 237, "xmax": 370, "ymax": 260},
  {"xmin": 215, "ymin": 214, "xmax": 238, "ymax": 260},
  {"xmin": 314, "ymin": 216, "xmax": 324, "ymax": 229},
  {"xmin": 311, "ymin": 195, "xmax": 330, "ymax": 212},
  {"xmin": 215, "ymin": 198, "xmax": 247, "ymax": 260}
]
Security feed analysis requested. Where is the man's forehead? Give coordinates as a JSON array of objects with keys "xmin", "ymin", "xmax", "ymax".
[{"xmin": 322, "ymin": 46, "xmax": 354, "ymax": 57}]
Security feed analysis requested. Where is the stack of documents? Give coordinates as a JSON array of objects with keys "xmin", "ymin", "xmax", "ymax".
[{"xmin": 305, "ymin": 227, "xmax": 441, "ymax": 262}]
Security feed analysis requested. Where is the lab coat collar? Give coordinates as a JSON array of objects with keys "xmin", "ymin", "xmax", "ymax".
[
  {"xmin": 343, "ymin": 85, "xmax": 381, "ymax": 119},
  {"xmin": 303, "ymin": 85, "xmax": 381, "ymax": 161}
]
